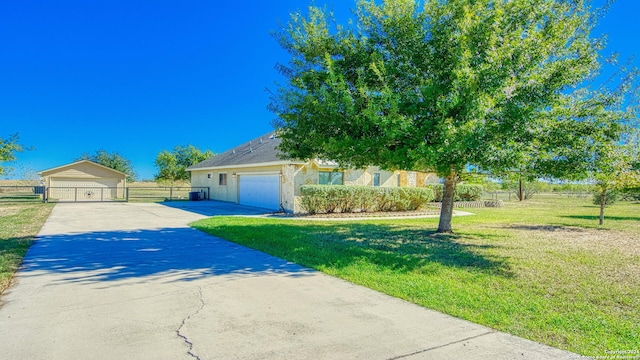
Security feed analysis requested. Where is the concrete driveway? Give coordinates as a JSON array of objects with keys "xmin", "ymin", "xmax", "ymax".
[{"xmin": 0, "ymin": 201, "xmax": 575, "ymax": 359}]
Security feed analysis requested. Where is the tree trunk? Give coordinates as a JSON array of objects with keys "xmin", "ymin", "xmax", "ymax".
[
  {"xmin": 599, "ymin": 189, "xmax": 606, "ymax": 225},
  {"xmin": 437, "ymin": 172, "xmax": 457, "ymax": 233},
  {"xmin": 519, "ymin": 178, "xmax": 523, "ymax": 201}
]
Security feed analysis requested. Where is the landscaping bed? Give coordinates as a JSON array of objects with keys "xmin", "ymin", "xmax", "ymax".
[{"xmin": 283, "ymin": 208, "xmax": 442, "ymax": 219}]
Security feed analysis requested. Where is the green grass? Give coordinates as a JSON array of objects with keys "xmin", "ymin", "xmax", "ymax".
[
  {"xmin": 191, "ymin": 195, "xmax": 639, "ymax": 357},
  {"xmin": 0, "ymin": 202, "xmax": 55, "ymax": 293}
]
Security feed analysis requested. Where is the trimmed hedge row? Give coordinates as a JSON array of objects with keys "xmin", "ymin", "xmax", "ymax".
[
  {"xmin": 300, "ymin": 185, "xmax": 435, "ymax": 214},
  {"xmin": 426, "ymin": 184, "xmax": 484, "ymax": 202}
]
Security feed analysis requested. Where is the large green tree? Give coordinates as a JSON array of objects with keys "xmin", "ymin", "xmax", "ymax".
[
  {"xmin": 271, "ymin": 0, "xmax": 632, "ymax": 232},
  {"xmin": 154, "ymin": 145, "xmax": 214, "ymax": 184},
  {"xmin": 0, "ymin": 133, "xmax": 25, "ymax": 176},
  {"xmin": 77, "ymin": 149, "xmax": 137, "ymax": 182}
]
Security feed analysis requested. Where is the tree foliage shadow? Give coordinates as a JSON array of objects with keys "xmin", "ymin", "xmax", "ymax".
[
  {"xmin": 0, "ymin": 235, "xmax": 34, "ymax": 252},
  {"xmin": 159, "ymin": 201, "xmax": 275, "ymax": 217},
  {"xmin": 194, "ymin": 221, "xmax": 514, "ymax": 278},
  {"xmin": 562, "ymin": 215, "xmax": 640, "ymax": 222},
  {"xmin": 18, "ymin": 228, "xmax": 313, "ymax": 284},
  {"xmin": 503, "ymin": 224, "xmax": 588, "ymax": 232}
]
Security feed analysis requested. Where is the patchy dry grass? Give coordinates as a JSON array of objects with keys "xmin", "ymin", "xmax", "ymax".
[
  {"xmin": 0, "ymin": 202, "xmax": 54, "ymax": 293},
  {"xmin": 192, "ymin": 196, "xmax": 639, "ymax": 356},
  {"xmin": 0, "ymin": 205, "xmax": 21, "ymax": 217}
]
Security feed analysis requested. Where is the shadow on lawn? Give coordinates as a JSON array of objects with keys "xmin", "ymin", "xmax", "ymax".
[
  {"xmin": 0, "ymin": 235, "xmax": 34, "ymax": 248},
  {"xmin": 19, "ymin": 227, "xmax": 313, "ymax": 284},
  {"xmin": 505, "ymin": 224, "xmax": 588, "ymax": 232},
  {"xmin": 562, "ymin": 215, "xmax": 640, "ymax": 222},
  {"xmin": 194, "ymin": 221, "xmax": 514, "ymax": 278}
]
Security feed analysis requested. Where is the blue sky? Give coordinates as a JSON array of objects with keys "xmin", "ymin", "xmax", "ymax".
[{"xmin": 1, "ymin": 0, "xmax": 638, "ymax": 180}]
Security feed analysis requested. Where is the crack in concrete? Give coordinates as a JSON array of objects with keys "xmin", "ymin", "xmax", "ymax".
[
  {"xmin": 176, "ymin": 287, "xmax": 205, "ymax": 360},
  {"xmin": 387, "ymin": 330, "xmax": 496, "ymax": 359}
]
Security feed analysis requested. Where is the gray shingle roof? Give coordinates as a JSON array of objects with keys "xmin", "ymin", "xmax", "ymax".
[{"xmin": 187, "ymin": 131, "xmax": 299, "ymax": 170}]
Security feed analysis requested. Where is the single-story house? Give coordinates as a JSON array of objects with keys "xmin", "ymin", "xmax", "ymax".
[
  {"xmin": 187, "ymin": 131, "xmax": 439, "ymax": 213},
  {"xmin": 39, "ymin": 160, "xmax": 127, "ymax": 201}
]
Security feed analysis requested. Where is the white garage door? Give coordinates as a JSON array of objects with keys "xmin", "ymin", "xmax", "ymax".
[
  {"xmin": 50, "ymin": 177, "xmax": 118, "ymax": 201},
  {"xmin": 239, "ymin": 174, "xmax": 280, "ymax": 210}
]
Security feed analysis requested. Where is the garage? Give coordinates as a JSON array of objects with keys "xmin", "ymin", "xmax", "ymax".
[
  {"xmin": 238, "ymin": 174, "xmax": 280, "ymax": 210},
  {"xmin": 39, "ymin": 160, "xmax": 127, "ymax": 202},
  {"xmin": 49, "ymin": 177, "xmax": 119, "ymax": 201}
]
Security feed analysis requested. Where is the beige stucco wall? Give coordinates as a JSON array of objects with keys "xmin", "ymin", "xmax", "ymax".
[
  {"xmin": 190, "ymin": 169, "xmax": 235, "ymax": 203},
  {"xmin": 418, "ymin": 172, "xmax": 441, "ymax": 185},
  {"xmin": 344, "ymin": 166, "xmax": 398, "ymax": 187}
]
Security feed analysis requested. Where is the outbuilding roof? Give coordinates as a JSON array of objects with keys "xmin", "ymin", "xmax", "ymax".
[
  {"xmin": 38, "ymin": 160, "xmax": 127, "ymax": 177},
  {"xmin": 187, "ymin": 131, "xmax": 304, "ymax": 171}
]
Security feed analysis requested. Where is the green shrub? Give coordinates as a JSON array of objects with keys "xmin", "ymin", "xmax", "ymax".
[
  {"xmin": 427, "ymin": 184, "xmax": 444, "ymax": 202},
  {"xmin": 300, "ymin": 185, "xmax": 434, "ymax": 214},
  {"xmin": 456, "ymin": 184, "xmax": 484, "ymax": 201},
  {"xmin": 299, "ymin": 186, "xmax": 329, "ymax": 214},
  {"xmin": 425, "ymin": 184, "xmax": 483, "ymax": 202},
  {"xmin": 619, "ymin": 191, "xmax": 640, "ymax": 201}
]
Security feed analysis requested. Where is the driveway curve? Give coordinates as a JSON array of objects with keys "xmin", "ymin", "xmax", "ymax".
[{"xmin": 0, "ymin": 202, "xmax": 575, "ymax": 359}]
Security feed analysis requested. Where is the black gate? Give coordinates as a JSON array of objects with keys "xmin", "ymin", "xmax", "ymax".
[
  {"xmin": 3, "ymin": 186, "xmax": 210, "ymax": 203},
  {"xmin": 45, "ymin": 187, "xmax": 127, "ymax": 202}
]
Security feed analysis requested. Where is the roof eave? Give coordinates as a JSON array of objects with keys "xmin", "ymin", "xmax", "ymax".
[
  {"xmin": 188, "ymin": 160, "xmax": 306, "ymax": 172},
  {"xmin": 38, "ymin": 160, "xmax": 127, "ymax": 177}
]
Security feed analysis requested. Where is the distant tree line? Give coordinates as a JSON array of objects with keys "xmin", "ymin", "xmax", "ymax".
[
  {"xmin": 74, "ymin": 145, "xmax": 214, "ymax": 184},
  {"xmin": 77, "ymin": 149, "xmax": 137, "ymax": 182},
  {"xmin": 154, "ymin": 145, "xmax": 214, "ymax": 185}
]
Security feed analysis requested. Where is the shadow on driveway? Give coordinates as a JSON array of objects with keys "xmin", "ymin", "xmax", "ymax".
[
  {"xmin": 159, "ymin": 200, "xmax": 279, "ymax": 217},
  {"xmin": 22, "ymin": 227, "xmax": 312, "ymax": 284}
]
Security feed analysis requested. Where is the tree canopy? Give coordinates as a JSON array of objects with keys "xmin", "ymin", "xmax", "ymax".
[
  {"xmin": 0, "ymin": 133, "xmax": 26, "ymax": 176},
  {"xmin": 154, "ymin": 145, "xmax": 214, "ymax": 184},
  {"xmin": 590, "ymin": 129, "xmax": 640, "ymax": 224},
  {"xmin": 271, "ymin": 0, "xmax": 635, "ymax": 232},
  {"xmin": 77, "ymin": 150, "xmax": 137, "ymax": 182}
]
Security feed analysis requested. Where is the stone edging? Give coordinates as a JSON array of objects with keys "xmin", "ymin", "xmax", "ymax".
[
  {"xmin": 430, "ymin": 200, "xmax": 504, "ymax": 208},
  {"xmin": 267, "ymin": 209, "xmax": 475, "ymax": 221}
]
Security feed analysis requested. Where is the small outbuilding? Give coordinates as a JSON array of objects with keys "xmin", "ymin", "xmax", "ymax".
[{"xmin": 39, "ymin": 160, "xmax": 127, "ymax": 201}]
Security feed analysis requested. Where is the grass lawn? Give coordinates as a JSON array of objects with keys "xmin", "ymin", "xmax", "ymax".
[
  {"xmin": 191, "ymin": 195, "xmax": 639, "ymax": 357},
  {"xmin": 0, "ymin": 202, "xmax": 55, "ymax": 293}
]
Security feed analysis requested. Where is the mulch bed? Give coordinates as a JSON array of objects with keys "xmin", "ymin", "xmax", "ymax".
[{"xmin": 276, "ymin": 209, "xmax": 441, "ymax": 219}]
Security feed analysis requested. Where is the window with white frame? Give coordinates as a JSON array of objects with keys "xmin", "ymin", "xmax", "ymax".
[{"xmin": 219, "ymin": 173, "xmax": 227, "ymax": 186}]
